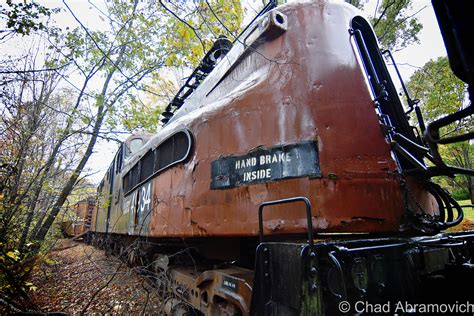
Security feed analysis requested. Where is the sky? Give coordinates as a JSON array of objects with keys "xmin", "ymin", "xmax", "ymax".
[
  {"xmin": 2, "ymin": 0, "xmax": 449, "ymax": 185},
  {"xmin": 379, "ymin": 0, "xmax": 447, "ymax": 78}
]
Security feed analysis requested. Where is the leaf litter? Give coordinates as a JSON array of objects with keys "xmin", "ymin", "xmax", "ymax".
[{"xmin": 29, "ymin": 239, "xmax": 164, "ymax": 314}]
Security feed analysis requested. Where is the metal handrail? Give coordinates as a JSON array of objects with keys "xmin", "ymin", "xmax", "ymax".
[{"xmin": 258, "ymin": 196, "xmax": 314, "ymax": 247}]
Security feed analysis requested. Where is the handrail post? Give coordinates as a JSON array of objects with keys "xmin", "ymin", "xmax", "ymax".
[{"xmin": 258, "ymin": 197, "xmax": 314, "ymax": 248}]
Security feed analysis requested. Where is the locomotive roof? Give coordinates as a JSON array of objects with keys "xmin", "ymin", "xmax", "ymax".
[{"xmin": 121, "ymin": 0, "xmax": 362, "ymax": 176}]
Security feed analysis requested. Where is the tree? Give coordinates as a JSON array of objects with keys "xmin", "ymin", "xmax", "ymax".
[
  {"xmin": 0, "ymin": 0, "xmax": 54, "ymax": 41},
  {"xmin": 349, "ymin": 0, "xmax": 423, "ymax": 51},
  {"xmin": 0, "ymin": 45, "xmax": 89, "ymax": 304},
  {"xmin": 406, "ymin": 56, "xmax": 473, "ymax": 203},
  {"xmin": 0, "ymin": 0, "xmax": 244, "ymax": 307},
  {"xmin": 120, "ymin": 0, "xmax": 243, "ymax": 132},
  {"xmin": 369, "ymin": 0, "xmax": 423, "ymax": 51},
  {"xmin": 0, "ymin": 0, "xmax": 244, "ymax": 244}
]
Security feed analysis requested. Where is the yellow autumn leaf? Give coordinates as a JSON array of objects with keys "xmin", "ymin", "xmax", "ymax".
[
  {"xmin": 6, "ymin": 251, "xmax": 20, "ymax": 261},
  {"xmin": 25, "ymin": 282, "xmax": 38, "ymax": 292},
  {"xmin": 44, "ymin": 258, "xmax": 59, "ymax": 265}
]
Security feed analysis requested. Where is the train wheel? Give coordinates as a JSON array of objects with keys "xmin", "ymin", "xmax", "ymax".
[{"xmin": 164, "ymin": 299, "xmax": 195, "ymax": 316}]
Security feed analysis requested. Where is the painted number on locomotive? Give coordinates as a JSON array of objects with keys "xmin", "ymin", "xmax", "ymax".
[
  {"xmin": 123, "ymin": 181, "xmax": 153, "ymax": 234},
  {"xmin": 139, "ymin": 182, "xmax": 152, "ymax": 214},
  {"xmin": 210, "ymin": 141, "xmax": 321, "ymax": 189}
]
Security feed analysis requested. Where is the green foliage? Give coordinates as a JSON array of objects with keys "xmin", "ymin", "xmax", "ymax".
[
  {"xmin": 0, "ymin": 0, "xmax": 56, "ymax": 36},
  {"xmin": 407, "ymin": 57, "xmax": 468, "ymax": 124},
  {"xmin": 0, "ymin": 241, "xmax": 40, "ymax": 303},
  {"xmin": 118, "ymin": 0, "xmax": 243, "ymax": 132},
  {"xmin": 354, "ymin": 0, "xmax": 422, "ymax": 51},
  {"xmin": 122, "ymin": 96, "xmax": 164, "ymax": 133},
  {"xmin": 406, "ymin": 57, "xmax": 473, "ymax": 203},
  {"xmin": 160, "ymin": 0, "xmax": 243, "ymax": 67},
  {"xmin": 452, "ymin": 188, "xmax": 470, "ymax": 201},
  {"xmin": 50, "ymin": 0, "xmax": 243, "ymax": 134}
]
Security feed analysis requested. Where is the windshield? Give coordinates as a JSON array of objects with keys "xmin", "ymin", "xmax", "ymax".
[{"xmin": 125, "ymin": 138, "xmax": 143, "ymax": 158}]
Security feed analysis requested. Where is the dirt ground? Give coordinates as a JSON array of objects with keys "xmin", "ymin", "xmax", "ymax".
[{"xmin": 29, "ymin": 239, "xmax": 164, "ymax": 314}]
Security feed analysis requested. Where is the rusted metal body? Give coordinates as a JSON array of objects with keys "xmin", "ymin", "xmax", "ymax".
[
  {"xmin": 167, "ymin": 267, "xmax": 253, "ymax": 315},
  {"xmin": 93, "ymin": 0, "xmax": 435, "ymax": 240},
  {"xmin": 61, "ymin": 198, "xmax": 95, "ymax": 237}
]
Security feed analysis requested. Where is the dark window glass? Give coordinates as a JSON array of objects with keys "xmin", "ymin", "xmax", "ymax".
[
  {"xmin": 140, "ymin": 150, "xmax": 154, "ymax": 182},
  {"xmin": 131, "ymin": 164, "xmax": 140, "ymax": 189},
  {"xmin": 123, "ymin": 172, "xmax": 130, "ymax": 192},
  {"xmin": 173, "ymin": 132, "xmax": 189, "ymax": 160},
  {"xmin": 155, "ymin": 131, "xmax": 191, "ymax": 172},
  {"xmin": 157, "ymin": 137, "xmax": 174, "ymax": 171},
  {"xmin": 116, "ymin": 145, "xmax": 123, "ymax": 174},
  {"xmin": 124, "ymin": 131, "xmax": 192, "ymax": 195},
  {"xmin": 98, "ymin": 180, "xmax": 105, "ymax": 194}
]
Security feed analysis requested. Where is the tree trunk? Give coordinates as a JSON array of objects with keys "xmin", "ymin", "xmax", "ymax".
[
  {"xmin": 30, "ymin": 2, "xmax": 135, "ymax": 248},
  {"xmin": 31, "ymin": 61, "xmax": 120, "ymax": 245},
  {"xmin": 31, "ymin": 105, "xmax": 105, "ymax": 244}
]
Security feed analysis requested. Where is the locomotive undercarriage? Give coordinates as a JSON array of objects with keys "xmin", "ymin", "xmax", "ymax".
[
  {"xmin": 86, "ymin": 229, "xmax": 474, "ymax": 316},
  {"xmin": 88, "ymin": 232, "xmax": 260, "ymax": 315},
  {"xmin": 252, "ymin": 231, "xmax": 474, "ymax": 315}
]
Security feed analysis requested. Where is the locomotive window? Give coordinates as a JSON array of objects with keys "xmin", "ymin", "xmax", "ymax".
[
  {"xmin": 154, "ymin": 131, "xmax": 192, "ymax": 173},
  {"xmin": 156, "ymin": 137, "xmax": 174, "ymax": 171},
  {"xmin": 129, "ymin": 138, "xmax": 143, "ymax": 154},
  {"xmin": 98, "ymin": 180, "xmax": 104, "ymax": 194},
  {"xmin": 107, "ymin": 163, "xmax": 113, "ymax": 181},
  {"xmin": 131, "ymin": 163, "xmax": 140, "ymax": 189},
  {"xmin": 115, "ymin": 144, "xmax": 124, "ymax": 174},
  {"xmin": 140, "ymin": 150, "xmax": 155, "ymax": 182},
  {"xmin": 123, "ymin": 130, "xmax": 192, "ymax": 195},
  {"xmin": 173, "ymin": 132, "xmax": 190, "ymax": 161},
  {"xmin": 123, "ymin": 172, "xmax": 130, "ymax": 192}
]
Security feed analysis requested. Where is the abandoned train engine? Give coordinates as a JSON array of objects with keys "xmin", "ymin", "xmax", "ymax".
[{"xmin": 87, "ymin": 0, "xmax": 474, "ymax": 315}]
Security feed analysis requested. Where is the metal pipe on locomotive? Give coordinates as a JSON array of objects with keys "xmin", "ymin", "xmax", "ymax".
[{"xmin": 84, "ymin": 0, "xmax": 474, "ymax": 315}]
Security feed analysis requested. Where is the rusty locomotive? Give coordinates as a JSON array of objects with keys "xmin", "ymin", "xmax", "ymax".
[
  {"xmin": 61, "ymin": 198, "xmax": 95, "ymax": 238},
  {"xmin": 87, "ymin": 0, "xmax": 474, "ymax": 315}
]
